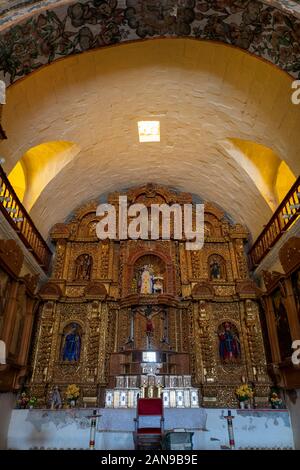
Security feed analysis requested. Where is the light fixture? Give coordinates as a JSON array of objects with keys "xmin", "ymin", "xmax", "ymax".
[{"xmin": 137, "ymin": 121, "xmax": 160, "ymax": 143}]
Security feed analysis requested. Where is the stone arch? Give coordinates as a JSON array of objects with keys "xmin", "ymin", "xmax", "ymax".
[
  {"xmin": 1, "ymin": 39, "xmax": 299, "ymax": 240},
  {"xmin": 0, "ymin": 1, "xmax": 299, "ymax": 86}
]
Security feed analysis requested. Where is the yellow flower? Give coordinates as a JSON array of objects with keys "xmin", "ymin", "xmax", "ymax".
[
  {"xmin": 66, "ymin": 384, "xmax": 80, "ymax": 399},
  {"xmin": 236, "ymin": 384, "xmax": 254, "ymax": 399}
]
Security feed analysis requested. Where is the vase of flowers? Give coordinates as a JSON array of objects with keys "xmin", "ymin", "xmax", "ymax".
[
  {"xmin": 28, "ymin": 396, "xmax": 37, "ymax": 409},
  {"xmin": 236, "ymin": 384, "xmax": 254, "ymax": 409},
  {"xmin": 17, "ymin": 392, "xmax": 29, "ymax": 409},
  {"xmin": 65, "ymin": 384, "xmax": 80, "ymax": 408},
  {"xmin": 270, "ymin": 392, "xmax": 283, "ymax": 409}
]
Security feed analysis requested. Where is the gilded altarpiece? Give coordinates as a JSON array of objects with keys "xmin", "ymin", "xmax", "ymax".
[{"xmin": 30, "ymin": 185, "xmax": 270, "ymax": 408}]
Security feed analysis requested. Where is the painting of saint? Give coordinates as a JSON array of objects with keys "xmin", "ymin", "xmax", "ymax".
[
  {"xmin": 62, "ymin": 323, "xmax": 81, "ymax": 362},
  {"xmin": 218, "ymin": 322, "xmax": 241, "ymax": 362}
]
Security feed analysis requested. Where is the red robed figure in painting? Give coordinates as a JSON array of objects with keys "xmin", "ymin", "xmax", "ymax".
[{"xmin": 219, "ymin": 322, "xmax": 240, "ymax": 361}]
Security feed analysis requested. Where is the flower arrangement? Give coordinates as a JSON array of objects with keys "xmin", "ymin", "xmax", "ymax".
[
  {"xmin": 270, "ymin": 392, "xmax": 283, "ymax": 409},
  {"xmin": 65, "ymin": 384, "xmax": 80, "ymax": 406},
  {"xmin": 28, "ymin": 396, "xmax": 37, "ymax": 408},
  {"xmin": 17, "ymin": 392, "xmax": 29, "ymax": 409},
  {"xmin": 235, "ymin": 384, "xmax": 254, "ymax": 402}
]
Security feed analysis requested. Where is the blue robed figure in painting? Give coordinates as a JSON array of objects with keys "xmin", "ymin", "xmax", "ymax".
[{"xmin": 62, "ymin": 323, "xmax": 81, "ymax": 362}]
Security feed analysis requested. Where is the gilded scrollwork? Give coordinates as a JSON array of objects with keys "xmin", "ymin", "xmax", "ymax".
[{"xmin": 30, "ymin": 185, "xmax": 270, "ymax": 408}]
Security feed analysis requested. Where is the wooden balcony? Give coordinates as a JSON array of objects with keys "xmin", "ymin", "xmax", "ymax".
[
  {"xmin": 0, "ymin": 165, "xmax": 52, "ymax": 273},
  {"xmin": 249, "ymin": 176, "xmax": 300, "ymax": 267}
]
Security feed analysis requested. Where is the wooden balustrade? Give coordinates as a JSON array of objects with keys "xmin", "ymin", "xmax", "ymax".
[
  {"xmin": 249, "ymin": 176, "xmax": 300, "ymax": 267},
  {"xmin": 0, "ymin": 165, "xmax": 52, "ymax": 273}
]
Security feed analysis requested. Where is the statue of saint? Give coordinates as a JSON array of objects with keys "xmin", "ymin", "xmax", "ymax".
[
  {"xmin": 210, "ymin": 261, "xmax": 221, "ymax": 280},
  {"xmin": 49, "ymin": 386, "xmax": 62, "ymax": 409},
  {"xmin": 153, "ymin": 275, "xmax": 163, "ymax": 294},
  {"xmin": 62, "ymin": 323, "xmax": 81, "ymax": 361},
  {"xmin": 140, "ymin": 265, "xmax": 154, "ymax": 294},
  {"xmin": 74, "ymin": 254, "xmax": 92, "ymax": 280}
]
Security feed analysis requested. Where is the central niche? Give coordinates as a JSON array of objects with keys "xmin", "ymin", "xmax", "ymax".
[{"xmin": 132, "ymin": 254, "xmax": 166, "ymax": 294}]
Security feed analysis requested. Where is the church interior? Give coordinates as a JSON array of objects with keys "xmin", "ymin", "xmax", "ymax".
[{"xmin": 0, "ymin": 0, "xmax": 300, "ymax": 452}]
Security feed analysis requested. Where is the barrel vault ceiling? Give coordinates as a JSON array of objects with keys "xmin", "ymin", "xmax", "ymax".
[{"xmin": 1, "ymin": 38, "xmax": 299, "ymax": 241}]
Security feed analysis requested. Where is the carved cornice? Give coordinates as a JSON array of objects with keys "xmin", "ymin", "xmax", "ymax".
[
  {"xmin": 235, "ymin": 279, "xmax": 261, "ymax": 298},
  {"xmin": 84, "ymin": 281, "xmax": 107, "ymax": 300},
  {"xmin": 109, "ymin": 183, "xmax": 192, "ymax": 206},
  {"xmin": 50, "ymin": 223, "xmax": 70, "ymax": 240},
  {"xmin": 39, "ymin": 281, "xmax": 62, "ymax": 300},
  {"xmin": 192, "ymin": 282, "xmax": 214, "ymax": 300},
  {"xmin": 119, "ymin": 293, "xmax": 179, "ymax": 309}
]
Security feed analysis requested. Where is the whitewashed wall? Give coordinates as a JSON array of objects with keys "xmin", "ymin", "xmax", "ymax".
[{"xmin": 6, "ymin": 408, "xmax": 294, "ymax": 450}]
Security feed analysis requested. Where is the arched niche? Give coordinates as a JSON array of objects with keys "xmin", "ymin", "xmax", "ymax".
[
  {"xmin": 208, "ymin": 254, "xmax": 227, "ymax": 281},
  {"xmin": 132, "ymin": 254, "xmax": 166, "ymax": 295},
  {"xmin": 126, "ymin": 249, "xmax": 176, "ymax": 296},
  {"xmin": 74, "ymin": 253, "xmax": 93, "ymax": 281}
]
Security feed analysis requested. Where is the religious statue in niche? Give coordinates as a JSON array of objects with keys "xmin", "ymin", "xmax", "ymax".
[
  {"xmin": 49, "ymin": 385, "xmax": 62, "ymax": 409},
  {"xmin": 138, "ymin": 265, "xmax": 164, "ymax": 294},
  {"xmin": 218, "ymin": 322, "xmax": 241, "ymax": 362},
  {"xmin": 209, "ymin": 254, "xmax": 226, "ymax": 280},
  {"xmin": 132, "ymin": 254, "xmax": 166, "ymax": 295},
  {"xmin": 74, "ymin": 254, "xmax": 92, "ymax": 281},
  {"xmin": 61, "ymin": 323, "xmax": 81, "ymax": 362}
]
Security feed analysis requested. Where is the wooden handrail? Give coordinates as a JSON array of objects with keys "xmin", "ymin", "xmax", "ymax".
[
  {"xmin": 0, "ymin": 165, "xmax": 52, "ymax": 273},
  {"xmin": 249, "ymin": 176, "xmax": 300, "ymax": 267}
]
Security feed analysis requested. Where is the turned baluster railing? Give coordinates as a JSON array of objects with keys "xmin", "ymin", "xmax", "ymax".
[
  {"xmin": 0, "ymin": 165, "xmax": 52, "ymax": 273},
  {"xmin": 249, "ymin": 176, "xmax": 300, "ymax": 267}
]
